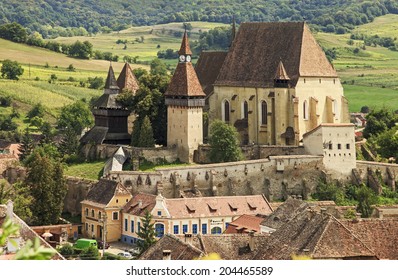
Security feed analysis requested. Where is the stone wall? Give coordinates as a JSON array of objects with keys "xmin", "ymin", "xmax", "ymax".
[
  {"xmin": 0, "ymin": 157, "xmax": 18, "ymax": 178},
  {"xmin": 107, "ymin": 155, "xmax": 325, "ymax": 201},
  {"xmin": 63, "ymin": 177, "xmax": 96, "ymax": 216},
  {"xmin": 356, "ymin": 161, "xmax": 398, "ymax": 191},
  {"xmin": 196, "ymin": 144, "xmax": 306, "ymax": 163},
  {"xmin": 81, "ymin": 144, "xmax": 178, "ymax": 167}
]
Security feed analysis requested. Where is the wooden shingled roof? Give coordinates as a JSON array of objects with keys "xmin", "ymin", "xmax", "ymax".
[
  {"xmin": 215, "ymin": 22, "xmax": 337, "ymax": 88},
  {"xmin": 117, "ymin": 63, "xmax": 139, "ymax": 94},
  {"xmin": 195, "ymin": 51, "xmax": 228, "ymax": 96}
]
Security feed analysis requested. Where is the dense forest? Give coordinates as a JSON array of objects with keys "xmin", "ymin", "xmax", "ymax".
[{"xmin": 0, "ymin": 0, "xmax": 397, "ymax": 38}]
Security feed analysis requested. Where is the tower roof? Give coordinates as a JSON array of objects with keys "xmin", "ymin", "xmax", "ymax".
[
  {"xmin": 275, "ymin": 60, "xmax": 290, "ymax": 80},
  {"xmin": 178, "ymin": 31, "xmax": 192, "ymax": 56},
  {"xmin": 165, "ymin": 33, "xmax": 205, "ymax": 98},
  {"xmin": 104, "ymin": 65, "xmax": 120, "ymax": 94},
  {"xmin": 165, "ymin": 63, "xmax": 205, "ymax": 97},
  {"xmin": 117, "ymin": 63, "xmax": 139, "ymax": 94}
]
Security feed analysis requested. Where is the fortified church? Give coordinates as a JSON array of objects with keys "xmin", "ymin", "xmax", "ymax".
[{"xmin": 81, "ymin": 21, "xmax": 351, "ymax": 165}]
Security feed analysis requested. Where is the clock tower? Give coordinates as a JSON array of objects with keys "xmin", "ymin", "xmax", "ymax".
[{"xmin": 165, "ymin": 31, "xmax": 206, "ymax": 163}]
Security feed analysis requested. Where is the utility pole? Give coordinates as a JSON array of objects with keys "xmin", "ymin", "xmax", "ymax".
[{"xmin": 99, "ymin": 213, "xmax": 107, "ymax": 258}]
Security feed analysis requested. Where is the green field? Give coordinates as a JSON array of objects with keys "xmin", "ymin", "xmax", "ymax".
[
  {"xmin": 343, "ymin": 85, "xmax": 398, "ymax": 112},
  {"xmin": 53, "ymin": 21, "xmax": 228, "ymax": 63}
]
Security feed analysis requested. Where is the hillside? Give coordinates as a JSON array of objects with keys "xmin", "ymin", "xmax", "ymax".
[{"xmin": 0, "ymin": 0, "xmax": 397, "ymax": 37}]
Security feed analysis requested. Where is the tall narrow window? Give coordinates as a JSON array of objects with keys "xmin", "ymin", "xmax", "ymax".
[
  {"xmin": 303, "ymin": 100, "xmax": 308, "ymax": 120},
  {"xmin": 222, "ymin": 100, "xmax": 230, "ymax": 122},
  {"xmin": 261, "ymin": 101, "xmax": 267, "ymax": 125},
  {"xmin": 243, "ymin": 101, "xmax": 248, "ymax": 119}
]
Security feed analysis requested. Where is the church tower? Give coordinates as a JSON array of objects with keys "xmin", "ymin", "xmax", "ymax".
[{"xmin": 165, "ymin": 31, "xmax": 206, "ymax": 163}]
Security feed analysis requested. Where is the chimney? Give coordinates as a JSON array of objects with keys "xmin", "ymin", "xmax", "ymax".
[
  {"xmin": 248, "ymin": 231, "xmax": 255, "ymax": 251},
  {"xmin": 163, "ymin": 250, "xmax": 171, "ymax": 260},
  {"xmin": 184, "ymin": 233, "xmax": 192, "ymax": 244},
  {"xmin": 138, "ymin": 200, "xmax": 142, "ymax": 209}
]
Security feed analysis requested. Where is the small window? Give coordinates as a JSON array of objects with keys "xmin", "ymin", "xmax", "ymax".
[
  {"xmin": 131, "ymin": 221, "xmax": 134, "ymax": 233},
  {"xmin": 328, "ymin": 143, "xmax": 332, "ymax": 150},
  {"xmin": 85, "ymin": 208, "xmax": 88, "ymax": 216},
  {"xmin": 337, "ymin": 144, "xmax": 341, "ymax": 150},
  {"xmin": 138, "ymin": 222, "xmax": 141, "ymax": 233},
  {"xmin": 183, "ymin": 225, "xmax": 188, "ymax": 234},
  {"xmin": 98, "ymin": 212, "xmax": 102, "ymax": 219},
  {"xmin": 223, "ymin": 100, "xmax": 230, "ymax": 122},
  {"xmin": 174, "ymin": 225, "xmax": 179, "ymax": 234},
  {"xmin": 85, "ymin": 223, "xmax": 88, "ymax": 231},
  {"xmin": 192, "ymin": 224, "xmax": 198, "ymax": 234},
  {"xmin": 124, "ymin": 219, "xmax": 128, "ymax": 231},
  {"xmin": 243, "ymin": 101, "xmax": 249, "ymax": 119},
  {"xmin": 225, "ymin": 223, "xmax": 229, "ymax": 229},
  {"xmin": 91, "ymin": 209, "xmax": 95, "ymax": 217},
  {"xmin": 346, "ymin": 144, "xmax": 350, "ymax": 149},
  {"xmin": 202, "ymin": 224, "xmax": 207, "ymax": 234},
  {"xmin": 112, "ymin": 212, "xmax": 119, "ymax": 220},
  {"xmin": 261, "ymin": 101, "xmax": 267, "ymax": 125},
  {"xmin": 116, "ymin": 199, "xmax": 119, "ymax": 203},
  {"xmin": 157, "ymin": 211, "xmax": 162, "ymax": 216},
  {"xmin": 91, "ymin": 224, "xmax": 94, "ymax": 232}
]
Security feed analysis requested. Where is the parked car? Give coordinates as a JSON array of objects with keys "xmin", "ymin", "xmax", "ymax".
[
  {"xmin": 128, "ymin": 247, "xmax": 141, "ymax": 256},
  {"xmin": 98, "ymin": 240, "xmax": 110, "ymax": 249},
  {"xmin": 117, "ymin": 252, "xmax": 133, "ymax": 259}
]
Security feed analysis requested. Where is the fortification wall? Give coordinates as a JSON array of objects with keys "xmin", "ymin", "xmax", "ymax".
[
  {"xmin": 107, "ymin": 155, "xmax": 325, "ymax": 201},
  {"xmin": 63, "ymin": 177, "xmax": 96, "ymax": 216},
  {"xmin": 196, "ymin": 144, "xmax": 307, "ymax": 163},
  {"xmin": 356, "ymin": 161, "xmax": 398, "ymax": 191}
]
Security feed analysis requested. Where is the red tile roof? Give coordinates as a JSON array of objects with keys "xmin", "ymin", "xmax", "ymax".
[
  {"xmin": 165, "ymin": 62, "xmax": 206, "ymax": 97},
  {"xmin": 225, "ymin": 214, "xmax": 265, "ymax": 233}
]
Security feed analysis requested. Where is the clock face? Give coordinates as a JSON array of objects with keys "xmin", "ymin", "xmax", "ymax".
[
  {"xmin": 186, "ymin": 55, "xmax": 191, "ymax": 62},
  {"xmin": 179, "ymin": 55, "xmax": 185, "ymax": 62}
]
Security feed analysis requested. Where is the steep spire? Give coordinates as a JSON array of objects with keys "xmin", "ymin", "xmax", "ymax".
[
  {"xmin": 275, "ymin": 60, "xmax": 290, "ymax": 81},
  {"xmin": 104, "ymin": 65, "xmax": 120, "ymax": 94},
  {"xmin": 178, "ymin": 31, "xmax": 192, "ymax": 56},
  {"xmin": 117, "ymin": 63, "xmax": 139, "ymax": 94}
]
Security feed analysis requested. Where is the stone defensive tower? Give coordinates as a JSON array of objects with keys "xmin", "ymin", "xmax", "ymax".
[{"xmin": 165, "ymin": 31, "xmax": 206, "ymax": 163}]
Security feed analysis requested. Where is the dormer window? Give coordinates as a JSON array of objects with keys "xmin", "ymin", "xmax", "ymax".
[
  {"xmin": 229, "ymin": 202, "xmax": 238, "ymax": 211},
  {"xmin": 208, "ymin": 202, "xmax": 217, "ymax": 212},
  {"xmin": 247, "ymin": 201, "xmax": 257, "ymax": 210},
  {"xmin": 186, "ymin": 203, "xmax": 196, "ymax": 213}
]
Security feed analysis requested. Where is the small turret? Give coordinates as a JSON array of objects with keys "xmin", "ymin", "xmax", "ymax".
[{"xmin": 274, "ymin": 60, "xmax": 290, "ymax": 88}]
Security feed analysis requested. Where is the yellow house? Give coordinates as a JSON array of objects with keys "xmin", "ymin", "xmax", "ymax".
[
  {"xmin": 81, "ymin": 179, "xmax": 132, "ymax": 242},
  {"xmin": 121, "ymin": 193, "xmax": 273, "ymax": 245},
  {"xmin": 197, "ymin": 22, "xmax": 350, "ymax": 146}
]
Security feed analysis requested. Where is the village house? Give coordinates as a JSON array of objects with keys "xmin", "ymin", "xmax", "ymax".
[
  {"xmin": 120, "ymin": 193, "xmax": 273, "ymax": 245},
  {"xmin": 80, "ymin": 179, "xmax": 132, "ymax": 242}
]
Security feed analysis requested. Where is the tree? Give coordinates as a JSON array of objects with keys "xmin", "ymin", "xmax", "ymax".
[
  {"xmin": 0, "ymin": 22, "xmax": 27, "ymax": 43},
  {"xmin": 355, "ymin": 185, "xmax": 377, "ymax": 218},
  {"xmin": 27, "ymin": 103, "xmax": 45, "ymax": 119},
  {"xmin": 87, "ymin": 76, "xmax": 104, "ymax": 89},
  {"xmin": 137, "ymin": 210, "xmax": 156, "ymax": 253},
  {"xmin": 79, "ymin": 246, "xmax": 100, "ymax": 260},
  {"xmin": 58, "ymin": 127, "xmax": 80, "ymax": 157},
  {"xmin": 150, "ymin": 58, "xmax": 168, "ymax": 76},
  {"xmin": 19, "ymin": 127, "xmax": 35, "ymax": 162},
  {"xmin": 1, "ymin": 59, "xmax": 24, "ymax": 80},
  {"xmin": 68, "ymin": 40, "xmax": 93, "ymax": 59},
  {"xmin": 137, "ymin": 116, "xmax": 155, "ymax": 147},
  {"xmin": 209, "ymin": 120, "xmax": 243, "ymax": 163},
  {"xmin": 363, "ymin": 108, "xmax": 398, "ymax": 138},
  {"xmin": 58, "ymin": 244, "xmax": 75, "ymax": 259},
  {"xmin": 24, "ymin": 146, "xmax": 67, "ymax": 225},
  {"xmin": 360, "ymin": 106, "xmax": 369, "ymax": 113},
  {"xmin": 57, "ymin": 101, "xmax": 93, "ymax": 135}
]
